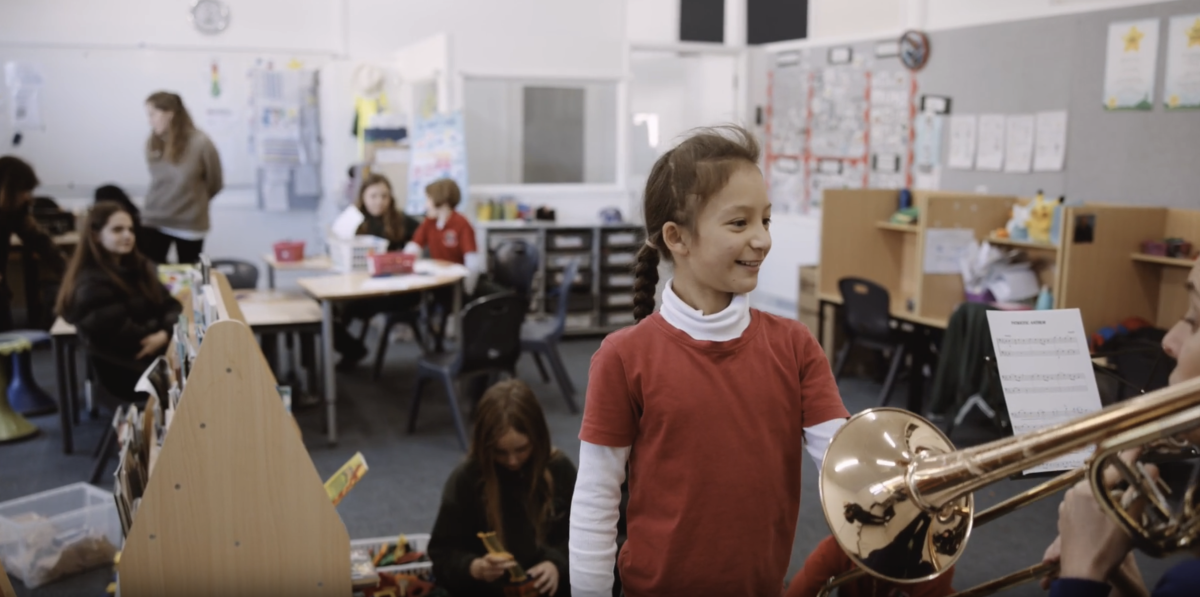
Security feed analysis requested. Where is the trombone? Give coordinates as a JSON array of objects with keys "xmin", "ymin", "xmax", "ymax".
[
  {"xmin": 815, "ymin": 468, "xmax": 1083, "ymax": 596},
  {"xmin": 817, "ymin": 375, "xmax": 1200, "ymax": 595}
]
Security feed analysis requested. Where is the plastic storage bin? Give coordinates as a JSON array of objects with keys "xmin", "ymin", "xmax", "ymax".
[
  {"xmin": 0, "ymin": 483, "xmax": 120, "ymax": 589},
  {"xmin": 351, "ymin": 533, "xmax": 433, "ymax": 579},
  {"xmin": 329, "ymin": 235, "xmax": 390, "ymax": 273},
  {"xmin": 273, "ymin": 240, "xmax": 306, "ymax": 263}
]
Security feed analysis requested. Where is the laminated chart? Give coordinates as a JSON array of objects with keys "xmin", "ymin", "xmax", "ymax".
[
  {"xmin": 765, "ymin": 53, "xmax": 916, "ymax": 215},
  {"xmin": 868, "ymin": 70, "xmax": 914, "ymax": 190},
  {"xmin": 767, "ymin": 53, "xmax": 809, "ymax": 214}
]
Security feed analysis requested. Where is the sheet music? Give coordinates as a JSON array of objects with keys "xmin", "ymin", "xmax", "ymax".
[{"xmin": 987, "ymin": 309, "xmax": 1104, "ymax": 474}]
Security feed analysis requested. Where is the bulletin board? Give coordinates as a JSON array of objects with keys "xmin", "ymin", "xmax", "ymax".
[
  {"xmin": 766, "ymin": 42, "xmax": 915, "ymax": 215},
  {"xmin": 766, "ymin": 0, "xmax": 1200, "ymax": 210}
]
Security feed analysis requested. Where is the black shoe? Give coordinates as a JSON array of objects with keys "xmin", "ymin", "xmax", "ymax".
[{"xmin": 336, "ymin": 343, "xmax": 368, "ymax": 371}]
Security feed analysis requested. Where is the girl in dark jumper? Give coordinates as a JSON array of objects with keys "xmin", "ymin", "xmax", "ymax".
[
  {"xmin": 429, "ymin": 380, "xmax": 576, "ymax": 597},
  {"xmin": 333, "ymin": 173, "xmax": 422, "ymax": 369},
  {"xmin": 55, "ymin": 202, "xmax": 181, "ymax": 398},
  {"xmin": 0, "ymin": 156, "xmax": 66, "ymax": 332}
]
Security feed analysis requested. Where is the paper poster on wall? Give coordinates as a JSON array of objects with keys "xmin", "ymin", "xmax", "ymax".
[
  {"xmin": 1033, "ymin": 111, "xmax": 1068, "ymax": 172},
  {"xmin": 914, "ymin": 113, "xmax": 944, "ymax": 170},
  {"xmin": 923, "ymin": 228, "xmax": 976, "ymax": 274},
  {"xmin": 1164, "ymin": 14, "xmax": 1200, "ymax": 110},
  {"xmin": 407, "ymin": 111, "xmax": 468, "ymax": 216},
  {"xmin": 1004, "ymin": 115, "xmax": 1035, "ymax": 173},
  {"xmin": 976, "ymin": 114, "xmax": 1006, "ymax": 171},
  {"xmin": 4, "ymin": 61, "xmax": 45, "ymax": 131},
  {"xmin": 947, "ymin": 115, "xmax": 977, "ymax": 170},
  {"xmin": 1104, "ymin": 18, "xmax": 1160, "ymax": 110},
  {"xmin": 987, "ymin": 309, "xmax": 1103, "ymax": 473}
]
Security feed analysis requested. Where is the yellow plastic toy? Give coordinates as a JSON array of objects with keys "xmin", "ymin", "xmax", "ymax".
[{"xmin": 1027, "ymin": 194, "xmax": 1055, "ymax": 244}]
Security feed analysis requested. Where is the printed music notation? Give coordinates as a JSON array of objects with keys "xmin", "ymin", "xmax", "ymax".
[
  {"xmin": 994, "ymin": 336, "xmax": 1076, "ymax": 346},
  {"xmin": 999, "ymin": 372, "xmax": 1087, "ymax": 382},
  {"xmin": 1009, "ymin": 406, "xmax": 1094, "ymax": 422},
  {"xmin": 986, "ymin": 309, "xmax": 1103, "ymax": 474},
  {"xmin": 1002, "ymin": 385, "xmax": 1090, "ymax": 395},
  {"xmin": 996, "ymin": 348, "xmax": 1081, "ymax": 358}
]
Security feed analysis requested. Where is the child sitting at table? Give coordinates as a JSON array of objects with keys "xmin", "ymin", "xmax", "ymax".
[
  {"xmin": 334, "ymin": 173, "xmax": 423, "ymax": 370},
  {"xmin": 403, "ymin": 178, "xmax": 482, "ymax": 351},
  {"xmin": 55, "ymin": 201, "xmax": 181, "ymax": 399},
  {"xmin": 429, "ymin": 379, "xmax": 575, "ymax": 597}
]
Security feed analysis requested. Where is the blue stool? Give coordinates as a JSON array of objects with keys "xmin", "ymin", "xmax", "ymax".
[{"xmin": 6, "ymin": 330, "xmax": 57, "ymax": 417}]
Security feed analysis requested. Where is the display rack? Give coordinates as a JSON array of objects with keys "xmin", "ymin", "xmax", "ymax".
[{"xmin": 117, "ymin": 270, "xmax": 349, "ymax": 596}]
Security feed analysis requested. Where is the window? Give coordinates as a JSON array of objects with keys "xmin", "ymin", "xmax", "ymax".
[{"xmin": 463, "ymin": 78, "xmax": 618, "ymax": 185}]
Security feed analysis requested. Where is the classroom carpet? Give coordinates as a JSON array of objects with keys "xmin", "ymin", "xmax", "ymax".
[{"xmin": 0, "ymin": 334, "xmax": 1187, "ymax": 596}]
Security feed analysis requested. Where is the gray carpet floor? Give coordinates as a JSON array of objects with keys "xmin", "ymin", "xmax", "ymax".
[{"xmin": 0, "ymin": 335, "xmax": 1187, "ymax": 596}]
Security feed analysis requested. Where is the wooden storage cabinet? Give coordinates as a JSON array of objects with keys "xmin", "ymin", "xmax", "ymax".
[{"xmin": 479, "ymin": 223, "xmax": 645, "ymax": 335}]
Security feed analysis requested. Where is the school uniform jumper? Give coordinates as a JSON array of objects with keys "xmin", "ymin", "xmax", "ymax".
[
  {"xmin": 575, "ymin": 282, "xmax": 850, "ymax": 597},
  {"xmin": 428, "ymin": 451, "xmax": 577, "ymax": 597}
]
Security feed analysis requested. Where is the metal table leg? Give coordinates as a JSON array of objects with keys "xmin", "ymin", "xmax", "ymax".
[
  {"xmin": 53, "ymin": 337, "xmax": 72, "ymax": 454},
  {"xmin": 321, "ymin": 299, "xmax": 337, "ymax": 444},
  {"xmin": 267, "ymin": 264, "xmax": 276, "ymax": 290}
]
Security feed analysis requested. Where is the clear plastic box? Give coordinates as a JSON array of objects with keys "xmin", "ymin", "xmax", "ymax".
[
  {"xmin": 0, "ymin": 483, "xmax": 120, "ymax": 589},
  {"xmin": 351, "ymin": 533, "xmax": 432, "ymax": 578}
]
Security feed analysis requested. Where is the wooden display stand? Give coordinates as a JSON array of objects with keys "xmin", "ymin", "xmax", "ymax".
[
  {"xmin": 118, "ymin": 271, "xmax": 350, "ymax": 596},
  {"xmin": 0, "ymin": 559, "xmax": 17, "ymax": 597}
]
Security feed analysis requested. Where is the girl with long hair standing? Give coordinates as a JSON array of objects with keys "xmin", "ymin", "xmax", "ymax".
[{"xmin": 141, "ymin": 91, "xmax": 223, "ymax": 264}]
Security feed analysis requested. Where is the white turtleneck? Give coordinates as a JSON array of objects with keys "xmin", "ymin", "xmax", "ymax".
[{"xmin": 569, "ymin": 279, "xmax": 847, "ymax": 597}]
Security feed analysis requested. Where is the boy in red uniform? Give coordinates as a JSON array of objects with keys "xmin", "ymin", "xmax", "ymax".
[{"xmin": 404, "ymin": 178, "xmax": 479, "ymax": 351}]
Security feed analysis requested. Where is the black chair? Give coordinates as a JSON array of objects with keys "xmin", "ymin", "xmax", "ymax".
[
  {"xmin": 409, "ymin": 292, "xmax": 527, "ymax": 450},
  {"xmin": 521, "ymin": 257, "xmax": 579, "ymax": 412},
  {"xmin": 370, "ymin": 304, "xmax": 427, "ymax": 381},
  {"xmin": 833, "ymin": 277, "xmax": 909, "ymax": 408},
  {"xmin": 211, "ymin": 259, "xmax": 259, "ymax": 290},
  {"xmin": 491, "ymin": 239, "xmax": 540, "ymax": 299},
  {"xmin": 85, "ymin": 352, "xmax": 147, "ymax": 485}
]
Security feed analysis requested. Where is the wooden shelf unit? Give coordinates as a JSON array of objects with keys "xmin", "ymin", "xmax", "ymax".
[
  {"xmin": 986, "ymin": 236, "xmax": 1060, "ymax": 251},
  {"xmin": 118, "ymin": 270, "xmax": 350, "ymax": 596},
  {"xmin": 1130, "ymin": 253, "xmax": 1198, "ymax": 268},
  {"xmin": 875, "ymin": 221, "xmax": 919, "ymax": 233},
  {"xmin": 479, "ymin": 222, "xmax": 644, "ymax": 335}
]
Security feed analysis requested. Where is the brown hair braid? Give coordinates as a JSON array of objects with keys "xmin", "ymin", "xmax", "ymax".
[{"xmin": 631, "ymin": 125, "xmax": 761, "ymax": 322}]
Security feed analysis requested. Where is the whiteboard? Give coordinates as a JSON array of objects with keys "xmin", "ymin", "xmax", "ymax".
[{"xmin": 0, "ymin": 46, "xmax": 332, "ymax": 197}]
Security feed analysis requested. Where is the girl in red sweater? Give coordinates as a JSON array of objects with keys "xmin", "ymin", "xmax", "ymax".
[{"xmin": 569, "ymin": 126, "xmax": 850, "ymax": 597}]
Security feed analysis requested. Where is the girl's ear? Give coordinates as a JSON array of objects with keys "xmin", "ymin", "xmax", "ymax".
[{"xmin": 661, "ymin": 222, "xmax": 689, "ymax": 258}]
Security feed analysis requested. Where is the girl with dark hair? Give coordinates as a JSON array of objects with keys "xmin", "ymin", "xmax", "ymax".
[
  {"xmin": 569, "ymin": 126, "xmax": 849, "ymax": 597},
  {"xmin": 333, "ymin": 173, "xmax": 422, "ymax": 369},
  {"xmin": 94, "ymin": 184, "xmax": 142, "ymax": 252},
  {"xmin": 429, "ymin": 379, "xmax": 575, "ymax": 597},
  {"xmin": 141, "ymin": 91, "xmax": 223, "ymax": 265},
  {"xmin": 56, "ymin": 201, "xmax": 181, "ymax": 397},
  {"xmin": 0, "ymin": 156, "xmax": 65, "ymax": 332}
]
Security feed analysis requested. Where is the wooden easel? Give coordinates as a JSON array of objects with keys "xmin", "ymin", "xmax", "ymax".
[{"xmin": 117, "ymin": 271, "xmax": 349, "ymax": 596}]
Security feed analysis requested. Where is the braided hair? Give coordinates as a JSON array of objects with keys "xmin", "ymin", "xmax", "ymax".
[{"xmin": 632, "ymin": 126, "xmax": 761, "ymax": 321}]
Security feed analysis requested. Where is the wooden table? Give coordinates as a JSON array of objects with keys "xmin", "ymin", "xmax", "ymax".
[
  {"xmin": 51, "ymin": 290, "xmax": 323, "ymax": 454},
  {"xmin": 298, "ymin": 264, "xmax": 466, "ymax": 444},
  {"xmin": 261, "ymin": 253, "xmax": 333, "ymax": 289}
]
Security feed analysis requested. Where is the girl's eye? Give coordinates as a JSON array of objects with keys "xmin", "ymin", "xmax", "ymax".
[
  {"xmin": 731, "ymin": 219, "xmax": 747, "ymax": 227},
  {"xmin": 763, "ymin": 218, "xmax": 772, "ymax": 227}
]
